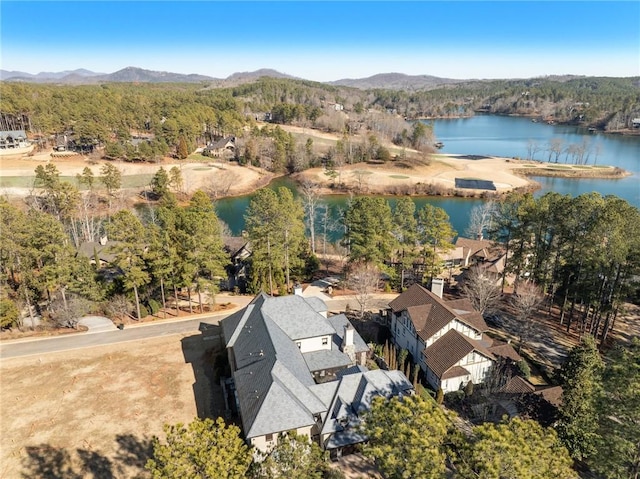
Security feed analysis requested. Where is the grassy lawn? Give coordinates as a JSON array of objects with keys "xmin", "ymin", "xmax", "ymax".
[
  {"xmin": 352, "ymin": 170, "xmax": 373, "ymax": 175},
  {"xmin": 545, "ymin": 165, "xmax": 573, "ymax": 170},
  {"xmin": 388, "ymin": 174, "xmax": 409, "ymax": 179},
  {"xmin": 186, "ymin": 153, "xmax": 210, "ymax": 162}
]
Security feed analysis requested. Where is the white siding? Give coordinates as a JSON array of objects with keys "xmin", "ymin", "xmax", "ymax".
[
  {"xmin": 424, "ymin": 319, "xmax": 481, "ymax": 348},
  {"xmin": 391, "ymin": 312, "xmax": 421, "ymax": 360},
  {"xmin": 297, "ymin": 335, "xmax": 332, "ymax": 353},
  {"xmin": 251, "ymin": 425, "xmax": 314, "ymax": 453}
]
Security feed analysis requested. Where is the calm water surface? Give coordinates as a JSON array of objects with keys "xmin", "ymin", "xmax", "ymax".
[
  {"xmin": 433, "ymin": 115, "xmax": 639, "ymax": 206},
  {"xmin": 217, "ymin": 116, "xmax": 639, "ymax": 237}
]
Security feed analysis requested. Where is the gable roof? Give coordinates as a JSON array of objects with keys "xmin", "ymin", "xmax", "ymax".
[
  {"xmin": 262, "ymin": 295, "xmax": 336, "ymax": 340},
  {"xmin": 206, "ymin": 136, "xmax": 236, "ymax": 150},
  {"xmin": 389, "ymin": 284, "xmax": 488, "ymax": 339},
  {"xmin": 222, "ymin": 293, "xmax": 371, "ymax": 440},
  {"xmin": 423, "ymin": 329, "xmax": 495, "ymax": 379},
  {"xmin": 500, "ymin": 375, "xmax": 536, "ymax": 395},
  {"xmin": 321, "ymin": 369, "xmax": 413, "ymax": 449},
  {"xmin": 488, "ymin": 341, "xmax": 522, "ymax": 362}
]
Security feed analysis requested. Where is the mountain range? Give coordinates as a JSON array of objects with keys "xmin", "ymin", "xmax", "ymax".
[
  {"xmin": 0, "ymin": 66, "xmax": 586, "ymax": 90},
  {"xmin": 0, "ymin": 66, "xmax": 473, "ymax": 90}
]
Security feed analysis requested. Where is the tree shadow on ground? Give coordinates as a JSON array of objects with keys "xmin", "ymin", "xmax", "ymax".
[
  {"xmin": 181, "ymin": 322, "xmax": 226, "ymax": 419},
  {"xmin": 21, "ymin": 434, "xmax": 153, "ymax": 479},
  {"xmin": 114, "ymin": 433, "xmax": 154, "ymax": 472}
]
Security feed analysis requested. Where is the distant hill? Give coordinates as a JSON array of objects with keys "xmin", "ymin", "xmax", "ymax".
[
  {"xmin": 330, "ymin": 72, "xmax": 464, "ymax": 90},
  {"xmin": 0, "ymin": 67, "xmax": 218, "ymax": 84},
  {"xmin": 96, "ymin": 67, "xmax": 216, "ymax": 83},
  {"xmin": 224, "ymin": 68, "xmax": 298, "ymax": 85},
  {"xmin": 0, "ymin": 68, "xmax": 105, "ymax": 81}
]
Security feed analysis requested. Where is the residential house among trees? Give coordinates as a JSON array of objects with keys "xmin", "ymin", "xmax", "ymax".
[
  {"xmin": 389, "ymin": 283, "xmax": 520, "ymax": 393},
  {"xmin": 221, "ymin": 292, "xmax": 413, "ymax": 455},
  {"xmin": 454, "ymin": 236, "xmax": 509, "ymax": 284},
  {"xmin": 204, "ymin": 136, "xmax": 236, "ymax": 158}
]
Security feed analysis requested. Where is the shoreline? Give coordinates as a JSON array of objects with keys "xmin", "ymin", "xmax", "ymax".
[
  {"xmin": 0, "ymin": 148, "xmax": 631, "ymax": 204},
  {"xmin": 413, "ymin": 112, "xmax": 640, "ymax": 137}
]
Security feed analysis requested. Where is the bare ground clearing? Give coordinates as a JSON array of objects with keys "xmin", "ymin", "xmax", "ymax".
[{"xmin": 0, "ymin": 331, "xmax": 223, "ymax": 478}]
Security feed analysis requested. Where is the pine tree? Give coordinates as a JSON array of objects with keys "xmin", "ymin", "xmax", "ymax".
[{"xmin": 556, "ymin": 335, "xmax": 604, "ymax": 461}]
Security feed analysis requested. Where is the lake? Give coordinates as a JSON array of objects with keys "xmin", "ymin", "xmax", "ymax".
[
  {"xmin": 216, "ymin": 115, "xmax": 640, "ymax": 238},
  {"xmin": 434, "ymin": 115, "xmax": 639, "ymax": 206}
]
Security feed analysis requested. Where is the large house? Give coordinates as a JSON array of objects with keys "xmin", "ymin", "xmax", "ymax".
[
  {"xmin": 389, "ymin": 282, "xmax": 520, "ymax": 393},
  {"xmin": 221, "ymin": 292, "xmax": 413, "ymax": 454}
]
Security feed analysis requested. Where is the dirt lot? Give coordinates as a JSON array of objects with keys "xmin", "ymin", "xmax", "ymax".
[{"xmin": 0, "ymin": 330, "xmax": 224, "ymax": 479}]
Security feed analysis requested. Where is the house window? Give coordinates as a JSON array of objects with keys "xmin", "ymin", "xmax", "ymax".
[
  {"xmin": 296, "ymin": 342, "xmax": 301, "ymax": 349},
  {"xmin": 266, "ymin": 433, "xmax": 273, "ymax": 442},
  {"xmin": 322, "ymin": 337, "xmax": 328, "ymax": 346}
]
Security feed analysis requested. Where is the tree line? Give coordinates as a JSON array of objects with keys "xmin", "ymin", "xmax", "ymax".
[
  {"xmin": 3, "ymin": 75, "xmax": 636, "ymax": 170},
  {"xmin": 487, "ymin": 192, "xmax": 640, "ymax": 345}
]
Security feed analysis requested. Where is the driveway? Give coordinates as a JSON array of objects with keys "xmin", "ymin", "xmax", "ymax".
[{"xmin": 78, "ymin": 315, "xmax": 117, "ymax": 332}]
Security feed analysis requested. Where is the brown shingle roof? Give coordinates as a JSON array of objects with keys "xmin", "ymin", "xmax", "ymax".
[
  {"xmin": 442, "ymin": 365, "xmax": 470, "ymax": 380},
  {"xmin": 500, "ymin": 376, "xmax": 536, "ymax": 395},
  {"xmin": 455, "ymin": 237, "xmax": 505, "ymax": 263},
  {"xmin": 406, "ymin": 304, "xmax": 431, "ymax": 332},
  {"xmin": 534, "ymin": 385, "xmax": 563, "ymax": 407},
  {"xmin": 423, "ymin": 329, "xmax": 495, "ymax": 379},
  {"xmin": 488, "ymin": 342, "xmax": 522, "ymax": 362},
  {"xmin": 389, "ymin": 283, "xmax": 433, "ymax": 313},
  {"xmin": 390, "ymin": 284, "xmax": 488, "ymax": 339}
]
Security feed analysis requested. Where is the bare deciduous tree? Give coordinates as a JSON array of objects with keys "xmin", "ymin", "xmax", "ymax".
[
  {"xmin": 49, "ymin": 295, "xmax": 91, "ymax": 329},
  {"xmin": 300, "ymin": 181, "xmax": 320, "ymax": 254},
  {"xmin": 461, "ymin": 266, "xmax": 502, "ymax": 316},
  {"xmin": 105, "ymin": 294, "xmax": 133, "ymax": 322},
  {"xmin": 511, "ymin": 281, "xmax": 543, "ymax": 351},
  {"xmin": 465, "ymin": 201, "xmax": 496, "ymax": 240},
  {"xmin": 204, "ymin": 170, "xmax": 234, "ymax": 200},
  {"xmin": 347, "ymin": 261, "xmax": 380, "ymax": 318}
]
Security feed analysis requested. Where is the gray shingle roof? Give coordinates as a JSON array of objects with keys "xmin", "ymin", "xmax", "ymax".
[
  {"xmin": 262, "ymin": 295, "xmax": 336, "ymax": 340},
  {"xmin": 303, "ymin": 348, "xmax": 351, "ymax": 372},
  {"xmin": 321, "ymin": 369, "xmax": 413, "ymax": 449},
  {"xmin": 327, "ymin": 314, "xmax": 369, "ymax": 353},
  {"xmin": 223, "ymin": 293, "xmax": 372, "ymax": 441}
]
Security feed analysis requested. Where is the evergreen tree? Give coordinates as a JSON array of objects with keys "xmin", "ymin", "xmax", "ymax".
[
  {"xmin": 594, "ymin": 338, "xmax": 640, "ymax": 479},
  {"xmin": 556, "ymin": 335, "xmax": 604, "ymax": 461},
  {"xmin": 146, "ymin": 417, "xmax": 252, "ymax": 479},
  {"xmin": 343, "ymin": 196, "xmax": 395, "ymax": 267},
  {"xmin": 456, "ymin": 418, "xmax": 577, "ymax": 479},
  {"xmin": 360, "ymin": 394, "xmax": 449, "ymax": 479},
  {"xmin": 251, "ymin": 432, "xmax": 328, "ymax": 479}
]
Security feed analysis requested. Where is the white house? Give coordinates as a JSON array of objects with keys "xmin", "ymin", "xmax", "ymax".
[{"xmin": 389, "ymin": 283, "xmax": 520, "ymax": 393}]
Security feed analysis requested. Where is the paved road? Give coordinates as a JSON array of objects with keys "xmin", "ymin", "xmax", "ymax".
[
  {"xmin": 0, "ymin": 293, "xmax": 396, "ymax": 360},
  {"xmin": 0, "ymin": 314, "xmax": 227, "ymax": 359}
]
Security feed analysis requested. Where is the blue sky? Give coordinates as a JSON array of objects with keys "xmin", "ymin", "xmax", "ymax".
[{"xmin": 2, "ymin": 1, "xmax": 638, "ymax": 80}]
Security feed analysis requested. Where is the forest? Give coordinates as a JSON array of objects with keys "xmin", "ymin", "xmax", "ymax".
[{"xmin": 1, "ymin": 75, "xmax": 638, "ymax": 167}]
